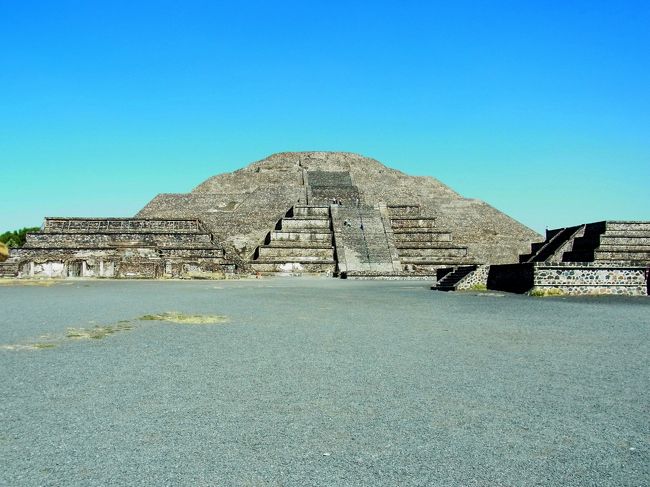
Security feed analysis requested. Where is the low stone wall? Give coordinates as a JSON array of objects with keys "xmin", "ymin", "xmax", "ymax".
[
  {"xmin": 457, "ymin": 265, "xmax": 490, "ymax": 290},
  {"xmin": 488, "ymin": 262, "xmax": 648, "ymax": 296},
  {"xmin": 532, "ymin": 263, "xmax": 647, "ymax": 296}
]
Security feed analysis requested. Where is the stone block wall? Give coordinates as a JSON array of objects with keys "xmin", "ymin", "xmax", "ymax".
[
  {"xmin": 456, "ymin": 265, "xmax": 490, "ymax": 290},
  {"xmin": 488, "ymin": 262, "xmax": 648, "ymax": 295},
  {"xmin": 531, "ymin": 263, "xmax": 647, "ymax": 296},
  {"xmin": 13, "ymin": 218, "xmax": 233, "ymax": 279}
]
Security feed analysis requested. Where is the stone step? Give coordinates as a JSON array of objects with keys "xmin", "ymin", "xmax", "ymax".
[
  {"xmin": 594, "ymin": 250, "xmax": 650, "ymax": 262},
  {"xmin": 562, "ymin": 250, "xmax": 594, "ymax": 262},
  {"xmin": 25, "ymin": 233, "xmax": 214, "ymax": 248},
  {"xmin": 391, "ymin": 218, "xmax": 437, "ymax": 229},
  {"xmin": 396, "ymin": 241, "xmax": 461, "ymax": 250},
  {"xmin": 250, "ymin": 262, "xmax": 336, "ymax": 273},
  {"xmin": 257, "ymin": 247, "xmax": 334, "ymax": 259},
  {"xmin": 399, "ymin": 256, "xmax": 476, "ymax": 265},
  {"xmin": 394, "ymin": 233, "xmax": 452, "ymax": 244},
  {"xmin": 398, "ymin": 247, "xmax": 468, "ymax": 258},
  {"xmin": 598, "ymin": 243, "xmax": 650, "ymax": 252},
  {"xmin": 158, "ymin": 249, "xmax": 225, "ymax": 258},
  {"xmin": 293, "ymin": 206, "xmax": 330, "ymax": 217},
  {"xmin": 570, "ymin": 236, "xmax": 605, "ymax": 252},
  {"xmin": 392, "ymin": 228, "xmax": 447, "ymax": 235},
  {"xmin": 601, "ymin": 234, "xmax": 650, "ymax": 243},
  {"xmin": 270, "ymin": 231, "xmax": 333, "ymax": 243},
  {"xmin": 343, "ymin": 271, "xmax": 436, "ymax": 280},
  {"xmin": 42, "ymin": 218, "xmax": 203, "ymax": 234},
  {"xmin": 387, "ymin": 205, "xmax": 422, "ymax": 217},
  {"xmin": 281, "ymin": 218, "xmax": 331, "ymax": 230},
  {"xmin": 521, "ymin": 225, "xmax": 585, "ymax": 263},
  {"xmin": 433, "ymin": 265, "xmax": 478, "ymax": 291},
  {"xmin": 253, "ymin": 255, "xmax": 336, "ymax": 263},
  {"xmin": 605, "ymin": 222, "xmax": 650, "ymax": 232},
  {"xmin": 264, "ymin": 241, "xmax": 333, "ymax": 249},
  {"xmin": 287, "ymin": 215, "xmax": 331, "ymax": 221}
]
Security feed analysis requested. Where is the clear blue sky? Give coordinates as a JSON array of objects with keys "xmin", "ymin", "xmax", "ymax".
[{"xmin": 2, "ymin": 0, "xmax": 648, "ymax": 234}]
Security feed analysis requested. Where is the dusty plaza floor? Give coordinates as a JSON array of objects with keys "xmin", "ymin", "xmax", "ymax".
[{"xmin": 0, "ymin": 278, "xmax": 648, "ymax": 486}]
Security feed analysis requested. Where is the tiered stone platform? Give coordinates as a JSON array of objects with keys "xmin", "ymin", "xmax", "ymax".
[
  {"xmin": 485, "ymin": 221, "xmax": 650, "ymax": 295},
  {"xmin": 138, "ymin": 152, "xmax": 539, "ymax": 271},
  {"xmin": 8, "ymin": 218, "xmax": 234, "ymax": 279},
  {"xmin": 14, "ymin": 152, "xmax": 542, "ymax": 280},
  {"xmin": 250, "ymin": 206, "xmax": 336, "ymax": 274},
  {"xmin": 388, "ymin": 205, "xmax": 475, "ymax": 272}
]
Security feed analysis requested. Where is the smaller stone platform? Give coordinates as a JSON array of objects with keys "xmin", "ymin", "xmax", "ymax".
[
  {"xmin": 480, "ymin": 221, "xmax": 650, "ymax": 295},
  {"xmin": 6, "ymin": 217, "xmax": 235, "ymax": 279}
]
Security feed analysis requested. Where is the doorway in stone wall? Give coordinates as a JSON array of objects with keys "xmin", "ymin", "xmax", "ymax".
[{"xmin": 68, "ymin": 261, "xmax": 82, "ymax": 277}]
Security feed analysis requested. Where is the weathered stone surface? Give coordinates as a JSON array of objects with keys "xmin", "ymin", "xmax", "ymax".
[
  {"xmin": 11, "ymin": 218, "xmax": 234, "ymax": 279},
  {"xmin": 138, "ymin": 152, "xmax": 540, "ymax": 266},
  {"xmin": 13, "ymin": 151, "xmax": 545, "ymax": 279}
]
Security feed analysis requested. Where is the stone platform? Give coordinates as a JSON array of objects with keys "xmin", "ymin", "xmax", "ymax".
[
  {"xmin": 8, "ymin": 152, "xmax": 542, "ymax": 280},
  {"xmin": 457, "ymin": 221, "xmax": 650, "ymax": 295},
  {"xmin": 7, "ymin": 218, "xmax": 234, "ymax": 279}
]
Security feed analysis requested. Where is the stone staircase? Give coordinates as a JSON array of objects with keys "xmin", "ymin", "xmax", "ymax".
[
  {"xmin": 330, "ymin": 204, "xmax": 397, "ymax": 276},
  {"xmin": 250, "ymin": 205, "xmax": 336, "ymax": 274},
  {"xmin": 519, "ymin": 224, "xmax": 585, "ymax": 263},
  {"xmin": 432, "ymin": 265, "xmax": 478, "ymax": 291},
  {"xmin": 526, "ymin": 221, "xmax": 650, "ymax": 265},
  {"xmin": 388, "ymin": 205, "xmax": 474, "ymax": 272}
]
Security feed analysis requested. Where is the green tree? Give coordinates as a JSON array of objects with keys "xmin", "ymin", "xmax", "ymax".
[{"xmin": 0, "ymin": 227, "xmax": 41, "ymax": 248}]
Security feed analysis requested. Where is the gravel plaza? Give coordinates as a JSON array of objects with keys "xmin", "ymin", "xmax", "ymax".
[{"xmin": 1, "ymin": 278, "xmax": 648, "ymax": 486}]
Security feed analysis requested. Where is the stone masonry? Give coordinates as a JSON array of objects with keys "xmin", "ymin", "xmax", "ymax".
[
  {"xmin": 4, "ymin": 152, "xmax": 543, "ymax": 279},
  {"xmin": 5, "ymin": 218, "xmax": 234, "ymax": 279},
  {"xmin": 482, "ymin": 221, "xmax": 650, "ymax": 295},
  {"xmin": 138, "ymin": 152, "xmax": 540, "ymax": 276}
]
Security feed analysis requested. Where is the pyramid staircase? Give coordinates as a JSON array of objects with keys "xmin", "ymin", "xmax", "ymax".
[{"xmin": 250, "ymin": 205, "xmax": 337, "ymax": 274}]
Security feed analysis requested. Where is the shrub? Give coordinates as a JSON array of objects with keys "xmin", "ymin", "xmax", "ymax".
[
  {"xmin": 0, "ymin": 227, "xmax": 41, "ymax": 248},
  {"xmin": 529, "ymin": 288, "xmax": 565, "ymax": 297}
]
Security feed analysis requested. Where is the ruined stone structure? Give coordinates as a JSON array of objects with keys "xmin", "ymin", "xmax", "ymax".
[
  {"xmin": 137, "ymin": 152, "xmax": 539, "ymax": 277},
  {"xmin": 2, "ymin": 218, "xmax": 233, "ymax": 279},
  {"xmin": 433, "ymin": 221, "xmax": 650, "ymax": 295},
  {"xmin": 3, "ymin": 152, "xmax": 541, "ymax": 279}
]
